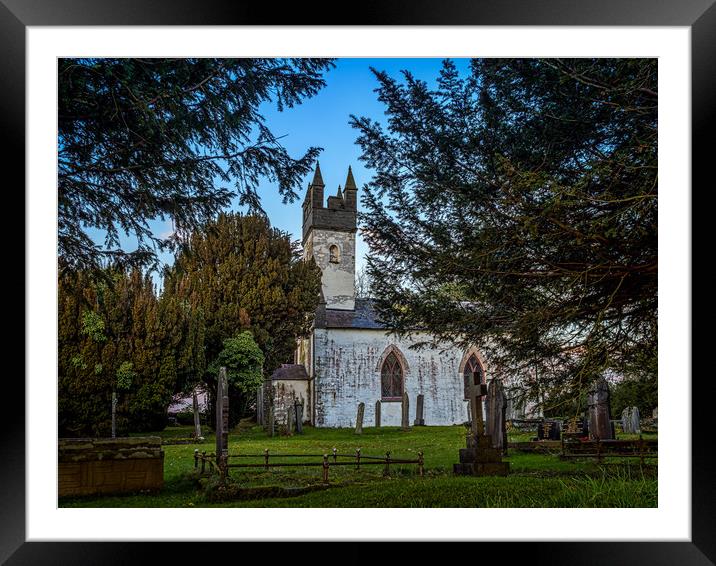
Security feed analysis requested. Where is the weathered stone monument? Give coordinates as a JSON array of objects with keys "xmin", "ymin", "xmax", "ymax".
[
  {"xmin": 192, "ymin": 387, "xmax": 202, "ymax": 440},
  {"xmin": 375, "ymin": 400, "xmax": 381, "ymax": 428},
  {"xmin": 587, "ymin": 376, "xmax": 614, "ymax": 440},
  {"xmin": 401, "ymin": 392, "xmax": 410, "ymax": 431},
  {"xmin": 414, "ymin": 394, "xmax": 425, "ymax": 426},
  {"xmin": 294, "ymin": 399, "xmax": 304, "ymax": 434},
  {"xmin": 453, "ymin": 371, "xmax": 509, "ymax": 476},
  {"xmin": 621, "ymin": 406, "xmax": 641, "ymax": 434},
  {"xmin": 215, "ymin": 367, "xmax": 229, "ymax": 472},
  {"xmin": 355, "ymin": 402, "xmax": 365, "ymax": 434},
  {"xmin": 485, "ymin": 379, "xmax": 507, "ymax": 452},
  {"xmin": 286, "ymin": 404, "xmax": 295, "ymax": 434}
]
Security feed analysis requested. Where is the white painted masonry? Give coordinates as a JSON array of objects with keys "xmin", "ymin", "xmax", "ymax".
[{"xmin": 312, "ymin": 328, "xmax": 474, "ymax": 427}]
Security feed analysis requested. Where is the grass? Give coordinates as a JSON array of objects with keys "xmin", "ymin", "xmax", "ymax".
[{"xmin": 59, "ymin": 424, "xmax": 657, "ymax": 508}]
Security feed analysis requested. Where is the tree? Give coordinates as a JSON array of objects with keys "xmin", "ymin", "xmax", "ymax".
[
  {"xmin": 208, "ymin": 332, "xmax": 265, "ymax": 418},
  {"xmin": 58, "ymin": 267, "xmax": 202, "ymax": 436},
  {"xmin": 351, "ymin": 59, "xmax": 657, "ymax": 408},
  {"xmin": 59, "ymin": 58, "xmax": 335, "ymax": 272},
  {"xmin": 164, "ymin": 212, "xmax": 322, "ymax": 426}
]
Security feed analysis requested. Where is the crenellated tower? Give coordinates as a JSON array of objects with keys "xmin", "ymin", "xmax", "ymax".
[{"xmin": 302, "ymin": 163, "xmax": 357, "ymax": 311}]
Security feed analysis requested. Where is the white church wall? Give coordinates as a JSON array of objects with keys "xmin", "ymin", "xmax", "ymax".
[{"xmin": 312, "ymin": 328, "xmax": 472, "ymax": 427}]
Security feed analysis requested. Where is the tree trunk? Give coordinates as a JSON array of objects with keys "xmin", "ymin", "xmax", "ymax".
[{"xmin": 111, "ymin": 391, "xmax": 117, "ymax": 439}]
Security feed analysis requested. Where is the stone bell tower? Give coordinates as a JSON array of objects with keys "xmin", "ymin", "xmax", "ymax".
[{"xmin": 302, "ymin": 163, "xmax": 357, "ymax": 311}]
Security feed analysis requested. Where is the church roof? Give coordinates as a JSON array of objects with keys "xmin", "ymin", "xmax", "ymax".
[
  {"xmin": 269, "ymin": 364, "xmax": 310, "ymax": 381},
  {"xmin": 315, "ymin": 298, "xmax": 386, "ymax": 330}
]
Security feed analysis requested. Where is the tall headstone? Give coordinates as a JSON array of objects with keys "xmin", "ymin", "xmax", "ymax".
[
  {"xmin": 630, "ymin": 406, "xmax": 641, "ymax": 434},
  {"xmin": 401, "ymin": 392, "xmax": 410, "ymax": 431},
  {"xmin": 192, "ymin": 387, "xmax": 202, "ymax": 440},
  {"xmin": 414, "ymin": 394, "xmax": 425, "ymax": 426},
  {"xmin": 375, "ymin": 400, "xmax": 381, "ymax": 428},
  {"xmin": 215, "ymin": 367, "xmax": 229, "ymax": 462},
  {"xmin": 294, "ymin": 400, "xmax": 304, "ymax": 434},
  {"xmin": 355, "ymin": 402, "xmax": 365, "ymax": 435},
  {"xmin": 286, "ymin": 404, "xmax": 295, "ymax": 435},
  {"xmin": 621, "ymin": 407, "xmax": 632, "ymax": 434},
  {"xmin": 485, "ymin": 379, "xmax": 507, "ymax": 452},
  {"xmin": 587, "ymin": 376, "xmax": 614, "ymax": 440}
]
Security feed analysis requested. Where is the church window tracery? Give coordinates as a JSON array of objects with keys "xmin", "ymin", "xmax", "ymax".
[
  {"xmin": 463, "ymin": 353, "xmax": 484, "ymax": 400},
  {"xmin": 381, "ymin": 352, "xmax": 403, "ymax": 400}
]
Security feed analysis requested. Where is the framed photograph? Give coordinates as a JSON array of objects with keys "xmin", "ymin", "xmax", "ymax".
[{"xmin": 9, "ymin": 0, "xmax": 712, "ymax": 563}]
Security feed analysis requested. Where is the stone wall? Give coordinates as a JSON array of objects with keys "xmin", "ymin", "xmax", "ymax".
[
  {"xmin": 313, "ymin": 328, "xmax": 474, "ymax": 427},
  {"xmin": 305, "ymin": 227, "xmax": 356, "ymax": 311},
  {"xmin": 58, "ymin": 437, "xmax": 164, "ymax": 497}
]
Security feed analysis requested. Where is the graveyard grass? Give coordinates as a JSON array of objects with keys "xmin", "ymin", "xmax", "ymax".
[{"xmin": 59, "ymin": 425, "xmax": 657, "ymax": 508}]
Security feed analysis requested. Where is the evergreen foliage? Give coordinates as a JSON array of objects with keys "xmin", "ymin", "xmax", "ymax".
[
  {"xmin": 58, "ymin": 268, "xmax": 203, "ymax": 436},
  {"xmin": 163, "ymin": 212, "xmax": 322, "ymax": 426},
  {"xmin": 58, "ymin": 58, "xmax": 335, "ymax": 272},
  {"xmin": 209, "ymin": 332, "xmax": 265, "ymax": 417},
  {"xmin": 352, "ymin": 59, "xmax": 657, "ymax": 410}
]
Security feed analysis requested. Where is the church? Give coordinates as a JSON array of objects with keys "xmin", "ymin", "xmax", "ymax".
[{"xmin": 266, "ymin": 163, "xmax": 499, "ymax": 428}]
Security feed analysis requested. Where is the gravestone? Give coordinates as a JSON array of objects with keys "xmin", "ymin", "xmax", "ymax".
[
  {"xmin": 454, "ymin": 371, "xmax": 509, "ymax": 476},
  {"xmin": 375, "ymin": 400, "xmax": 381, "ymax": 428},
  {"xmin": 192, "ymin": 387, "xmax": 202, "ymax": 440},
  {"xmin": 286, "ymin": 404, "xmax": 295, "ymax": 435},
  {"xmin": 485, "ymin": 379, "xmax": 507, "ymax": 452},
  {"xmin": 294, "ymin": 400, "xmax": 303, "ymax": 434},
  {"xmin": 268, "ymin": 405, "xmax": 275, "ymax": 437},
  {"xmin": 355, "ymin": 402, "xmax": 365, "ymax": 435},
  {"xmin": 401, "ymin": 392, "xmax": 410, "ymax": 431},
  {"xmin": 587, "ymin": 376, "xmax": 614, "ymax": 440},
  {"xmin": 629, "ymin": 406, "xmax": 640, "ymax": 434},
  {"xmin": 414, "ymin": 394, "xmax": 425, "ymax": 426},
  {"xmin": 621, "ymin": 407, "xmax": 632, "ymax": 433},
  {"xmin": 537, "ymin": 420, "xmax": 561, "ymax": 440},
  {"xmin": 215, "ymin": 367, "xmax": 229, "ymax": 469}
]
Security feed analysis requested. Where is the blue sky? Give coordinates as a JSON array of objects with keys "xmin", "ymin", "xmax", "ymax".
[{"xmin": 92, "ymin": 58, "xmax": 473, "ymax": 281}]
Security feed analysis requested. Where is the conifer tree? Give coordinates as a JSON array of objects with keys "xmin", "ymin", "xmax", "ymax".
[
  {"xmin": 352, "ymin": 59, "xmax": 657, "ymax": 408},
  {"xmin": 59, "ymin": 58, "xmax": 335, "ymax": 272},
  {"xmin": 164, "ymin": 212, "xmax": 322, "ymax": 426}
]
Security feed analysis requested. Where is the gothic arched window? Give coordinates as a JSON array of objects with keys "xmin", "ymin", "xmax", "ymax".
[
  {"xmin": 329, "ymin": 244, "xmax": 340, "ymax": 264},
  {"xmin": 463, "ymin": 353, "xmax": 484, "ymax": 400},
  {"xmin": 381, "ymin": 352, "xmax": 403, "ymax": 400}
]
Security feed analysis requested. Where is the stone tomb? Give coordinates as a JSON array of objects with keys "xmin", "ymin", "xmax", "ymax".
[
  {"xmin": 58, "ymin": 437, "xmax": 164, "ymax": 497},
  {"xmin": 453, "ymin": 373, "xmax": 509, "ymax": 476}
]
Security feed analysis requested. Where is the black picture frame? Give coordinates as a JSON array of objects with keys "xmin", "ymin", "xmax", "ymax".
[{"xmin": 6, "ymin": 0, "xmax": 713, "ymax": 563}]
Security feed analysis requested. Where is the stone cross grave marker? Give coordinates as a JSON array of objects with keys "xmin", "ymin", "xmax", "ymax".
[
  {"xmin": 587, "ymin": 376, "xmax": 614, "ymax": 440},
  {"xmin": 216, "ymin": 367, "xmax": 229, "ymax": 467},
  {"xmin": 453, "ymin": 371, "xmax": 509, "ymax": 476},
  {"xmin": 485, "ymin": 378, "xmax": 507, "ymax": 452},
  {"xmin": 468, "ymin": 372, "xmax": 488, "ymax": 441},
  {"xmin": 294, "ymin": 399, "xmax": 304, "ymax": 434},
  {"xmin": 355, "ymin": 402, "xmax": 365, "ymax": 435},
  {"xmin": 401, "ymin": 392, "xmax": 410, "ymax": 431},
  {"xmin": 375, "ymin": 400, "xmax": 381, "ymax": 428},
  {"xmin": 414, "ymin": 394, "xmax": 425, "ymax": 426}
]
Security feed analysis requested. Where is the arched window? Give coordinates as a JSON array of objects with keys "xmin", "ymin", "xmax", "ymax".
[
  {"xmin": 329, "ymin": 245, "xmax": 340, "ymax": 264},
  {"xmin": 463, "ymin": 353, "xmax": 484, "ymax": 400},
  {"xmin": 381, "ymin": 352, "xmax": 403, "ymax": 400}
]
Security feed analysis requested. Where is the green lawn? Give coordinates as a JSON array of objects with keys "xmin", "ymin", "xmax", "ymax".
[{"xmin": 59, "ymin": 425, "xmax": 657, "ymax": 508}]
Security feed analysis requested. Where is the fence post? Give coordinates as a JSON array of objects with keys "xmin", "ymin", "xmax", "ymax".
[
  {"xmin": 323, "ymin": 454, "xmax": 329, "ymax": 484},
  {"xmin": 194, "ymin": 449, "xmax": 199, "ymax": 470},
  {"xmin": 201, "ymin": 451, "xmax": 206, "ymax": 474},
  {"xmin": 333, "ymin": 447, "xmax": 337, "ymax": 463},
  {"xmin": 355, "ymin": 448, "xmax": 361, "ymax": 470},
  {"xmin": 418, "ymin": 451, "xmax": 424, "ymax": 477},
  {"xmin": 264, "ymin": 448, "xmax": 269, "ymax": 470},
  {"xmin": 384, "ymin": 451, "xmax": 391, "ymax": 477}
]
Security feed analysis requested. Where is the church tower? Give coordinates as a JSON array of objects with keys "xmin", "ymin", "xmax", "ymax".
[{"xmin": 302, "ymin": 163, "xmax": 357, "ymax": 311}]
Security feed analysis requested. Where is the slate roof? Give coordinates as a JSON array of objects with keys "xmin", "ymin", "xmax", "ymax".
[
  {"xmin": 269, "ymin": 364, "xmax": 310, "ymax": 381},
  {"xmin": 315, "ymin": 298, "xmax": 386, "ymax": 330}
]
